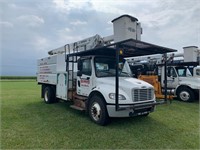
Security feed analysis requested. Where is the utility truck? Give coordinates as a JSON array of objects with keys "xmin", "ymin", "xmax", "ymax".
[
  {"xmin": 37, "ymin": 15, "xmax": 176, "ymax": 125},
  {"xmin": 128, "ymin": 46, "xmax": 200, "ymax": 102}
]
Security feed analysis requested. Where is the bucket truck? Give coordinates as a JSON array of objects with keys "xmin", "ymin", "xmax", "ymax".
[{"xmin": 37, "ymin": 15, "xmax": 176, "ymax": 125}]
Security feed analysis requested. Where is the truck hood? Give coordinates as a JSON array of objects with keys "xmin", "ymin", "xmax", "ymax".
[
  {"xmin": 95, "ymin": 77, "xmax": 155, "ymax": 104},
  {"xmin": 96, "ymin": 77, "xmax": 154, "ymax": 90},
  {"xmin": 179, "ymin": 77, "xmax": 200, "ymax": 89}
]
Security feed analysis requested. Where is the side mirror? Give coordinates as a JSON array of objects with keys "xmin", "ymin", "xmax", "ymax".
[
  {"xmin": 77, "ymin": 70, "xmax": 82, "ymax": 77},
  {"xmin": 77, "ymin": 59, "xmax": 82, "ymax": 70}
]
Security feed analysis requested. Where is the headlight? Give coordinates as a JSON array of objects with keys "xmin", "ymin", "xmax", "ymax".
[{"xmin": 109, "ymin": 93, "xmax": 126, "ymax": 100}]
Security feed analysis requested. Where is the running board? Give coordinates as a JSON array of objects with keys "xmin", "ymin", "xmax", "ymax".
[{"xmin": 70, "ymin": 105, "xmax": 85, "ymax": 111}]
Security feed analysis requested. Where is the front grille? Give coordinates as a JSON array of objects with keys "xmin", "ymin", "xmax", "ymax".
[{"xmin": 132, "ymin": 88, "xmax": 154, "ymax": 102}]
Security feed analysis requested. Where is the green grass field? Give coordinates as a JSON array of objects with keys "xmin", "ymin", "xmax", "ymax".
[
  {"xmin": 1, "ymin": 80, "xmax": 199, "ymax": 149},
  {"xmin": 0, "ymin": 76, "xmax": 36, "ymax": 80}
]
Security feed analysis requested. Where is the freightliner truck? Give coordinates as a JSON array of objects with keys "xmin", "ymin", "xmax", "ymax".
[{"xmin": 37, "ymin": 15, "xmax": 176, "ymax": 125}]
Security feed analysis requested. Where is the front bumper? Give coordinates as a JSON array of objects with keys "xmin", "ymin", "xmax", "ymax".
[{"xmin": 106, "ymin": 101, "xmax": 161, "ymax": 117}]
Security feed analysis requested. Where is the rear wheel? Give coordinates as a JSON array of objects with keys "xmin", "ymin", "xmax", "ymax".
[
  {"xmin": 88, "ymin": 95, "xmax": 109, "ymax": 126},
  {"xmin": 44, "ymin": 86, "xmax": 55, "ymax": 104},
  {"xmin": 177, "ymin": 87, "xmax": 194, "ymax": 102}
]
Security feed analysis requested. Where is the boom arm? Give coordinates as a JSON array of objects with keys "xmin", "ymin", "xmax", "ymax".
[{"xmin": 48, "ymin": 34, "xmax": 105, "ymax": 55}]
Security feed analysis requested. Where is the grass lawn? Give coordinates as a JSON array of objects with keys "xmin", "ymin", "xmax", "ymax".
[{"xmin": 1, "ymin": 80, "xmax": 199, "ymax": 149}]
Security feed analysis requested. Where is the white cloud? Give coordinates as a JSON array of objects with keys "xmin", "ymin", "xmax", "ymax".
[
  {"xmin": 135, "ymin": 0, "xmax": 200, "ymax": 30},
  {"xmin": 90, "ymin": 1, "xmax": 123, "ymax": 14},
  {"xmin": 63, "ymin": 27, "xmax": 71, "ymax": 32},
  {"xmin": 136, "ymin": 0, "xmax": 200, "ymax": 49},
  {"xmin": 1, "ymin": 0, "xmax": 200, "ymax": 76},
  {"xmin": 90, "ymin": 0, "xmax": 160, "ymax": 15},
  {"xmin": 35, "ymin": 36, "xmax": 48, "ymax": 47},
  {"xmin": 0, "ymin": 21, "xmax": 14, "ymax": 28},
  {"xmin": 16, "ymin": 15, "xmax": 44, "ymax": 27},
  {"xmin": 52, "ymin": 0, "xmax": 160, "ymax": 15},
  {"xmin": 57, "ymin": 31, "xmax": 83, "ymax": 45},
  {"xmin": 8, "ymin": 3, "xmax": 17, "ymax": 9},
  {"xmin": 70, "ymin": 20, "xmax": 87, "ymax": 25},
  {"xmin": 53, "ymin": 0, "xmax": 68, "ymax": 10},
  {"xmin": 31, "ymin": 36, "xmax": 51, "ymax": 57},
  {"xmin": 52, "ymin": 0, "xmax": 91, "ymax": 13}
]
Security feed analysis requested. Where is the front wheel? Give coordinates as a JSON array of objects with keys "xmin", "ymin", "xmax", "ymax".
[
  {"xmin": 88, "ymin": 95, "xmax": 110, "ymax": 126},
  {"xmin": 177, "ymin": 87, "xmax": 194, "ymax": 102}
]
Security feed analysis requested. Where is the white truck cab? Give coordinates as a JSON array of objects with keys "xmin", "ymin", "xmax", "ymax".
[
  {"xmin": 76, "ymin": 56, "xmax": 155, "ymax": 118},
  {"xmin": 161, "ymin": 65, "xmax": 200, "ymax": 102}
]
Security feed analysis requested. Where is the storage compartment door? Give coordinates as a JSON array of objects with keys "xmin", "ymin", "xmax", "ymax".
[{"xmin": 56, "ymin": 73, "xmax": 68, "ymax": 100}]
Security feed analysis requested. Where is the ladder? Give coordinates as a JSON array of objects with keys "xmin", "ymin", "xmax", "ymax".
[
  {"xmin": 65, "ymin": 43, "xmax": 78, "ymax": 101},
  {"xmin": 66, "ymin": 42, "xmax": 88, "ymax": 111}
]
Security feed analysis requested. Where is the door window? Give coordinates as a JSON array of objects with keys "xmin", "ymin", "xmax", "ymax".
[
  {"xmin": 82, "ymin": 59, "xmax": 92, "ymax": 76},
  {"xmin": 167, "ymin": 67, "xmax": 177, "ymax": 77},
  {"xmin": 196, "ymin": 69, "xmax": 200, "ymax": 76}
]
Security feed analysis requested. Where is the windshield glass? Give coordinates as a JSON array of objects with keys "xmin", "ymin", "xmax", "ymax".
[
  {"xmin": 196, "ymin": 68, "xmax": 200, "ymax": 76},
  {"xmin": 94, "ymin": 57, "xmax": 132, "ymax": 77},
  {"xmin": 175, "ymin": 67, "xmax": 192, "ymax": 77}
]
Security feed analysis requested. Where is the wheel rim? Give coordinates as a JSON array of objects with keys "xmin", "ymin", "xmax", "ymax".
[
  {"xmin": 44, "ymin": 90, "xmax": 49, "ymax": 102},
  {"xmin": 91, "ymin": 102, "xmax": 101, "ymax": 121},
  {"xmin": 180, "ymin": 91, "xmax": 190, "ymax": 101}
]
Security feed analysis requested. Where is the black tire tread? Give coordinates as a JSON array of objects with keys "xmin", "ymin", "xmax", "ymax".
[
  {"xmin": 88, "ymin": 95, "xmax": 110, "ymax": 126},
  {"xmin": 177, "ymin": 87, "xmax": 194, "ymax": 102},
  {"xmin": 44, "ymin": 86, "xmax": 56, "ymax": 104}
]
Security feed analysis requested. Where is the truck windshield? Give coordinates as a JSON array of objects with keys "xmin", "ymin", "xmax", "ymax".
[
  {"xmin": 196, "ymin": 68, "xmax": 200, "ymax": 76},
  {"xmin": 94, "ymin": 57, "xmax": 132, "ymax": 77},
  {"xmin": 175, "ymin": 67, "xmax": 192, "ymax": 77}
]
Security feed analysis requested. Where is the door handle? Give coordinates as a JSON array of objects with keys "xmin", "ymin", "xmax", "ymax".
[{"xmin": 80, "ymin": 77, "xmax": 90, "ymax": 80}]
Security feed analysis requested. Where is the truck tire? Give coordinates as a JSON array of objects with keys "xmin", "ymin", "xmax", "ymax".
[
  {"xmin": 177, "ymin": 87, "xmax": 194, "ymax": 102},
  {"xmin": 88, "ymin": 95, "xmax": 110, "ymax": 126},
  {"xmin": 44, "ymin": 86, "xmax": 55, "ymax": 104}
]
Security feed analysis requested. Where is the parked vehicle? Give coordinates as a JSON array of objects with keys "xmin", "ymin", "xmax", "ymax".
[
  {"xmin": 37, "ymin": 15, "xmax": 176, "ymax": 125},
  {"xmin": 128, "ymin": 46, "xmax": 200, "ymax": 102}
]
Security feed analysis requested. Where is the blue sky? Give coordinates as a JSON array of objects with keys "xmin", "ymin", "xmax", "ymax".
[{"xmin": 0, "ymin": 0, "xmax": 200, "ymax": 76}]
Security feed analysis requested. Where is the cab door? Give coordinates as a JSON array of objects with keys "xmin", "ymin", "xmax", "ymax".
[
  {"xmin": 167, "ymin": 67, "xmax": 179, "ymax": 88},
  {"xmin": 76, "ymin": 58, "xmax": 93, "ymax": 96}
]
